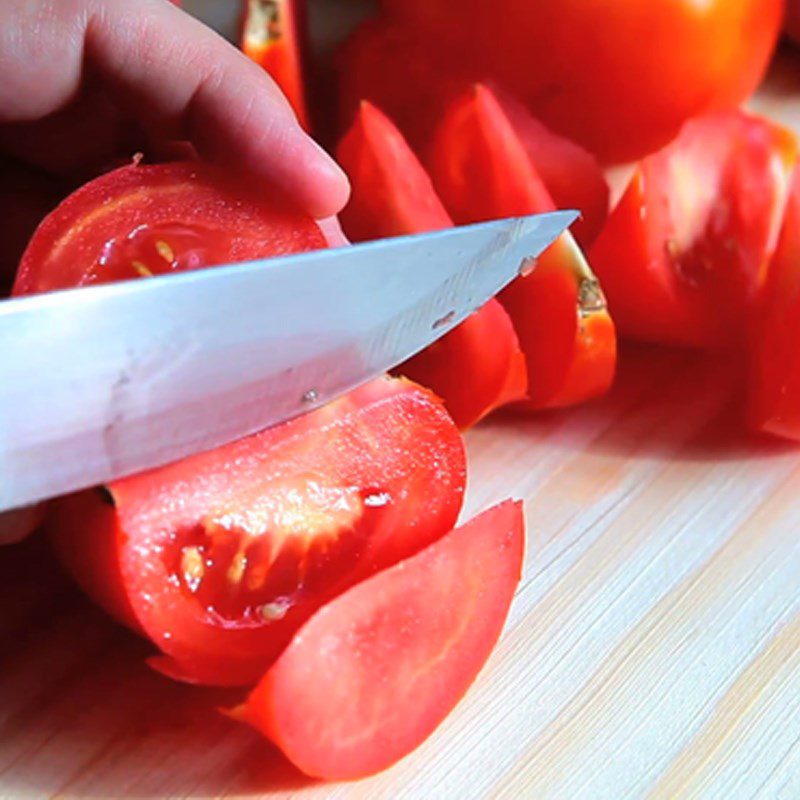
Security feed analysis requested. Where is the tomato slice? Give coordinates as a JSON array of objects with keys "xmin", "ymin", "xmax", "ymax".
[
  {"xmin": 336, "ymin": 100, "xmax": 527, "ymax": 428},
  {"xmin": 590, "ymin": 110, "xmax": 798, "ymax": 350},
  {"xmin": 491, "ymin": 88, "xmax": 609, "ymax": 248},
  {"xmin": 48, "ymin": 377, "xmax": 466, "ymax": 686},
  {"xmin": 12, "ymin": 161, "xmax": 325, "ymax": 295},
  {"xmin": 748, "ymin": 167, "xmax": 800, "ymax": 439},
  {"xmin": 236, "ymin": 499, "xmax": 523, "ymax": 779},
  {"xmin": 427, "ymin": 84, "xmax": 616, "ymax": 410},
  {"xmin": 241, "ymin": 0, "xmax": 309, "ymax": 130}
]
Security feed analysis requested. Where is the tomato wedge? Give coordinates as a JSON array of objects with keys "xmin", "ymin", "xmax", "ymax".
[
  {"xmin": 492, "ymin": 89, "xmax": 609, "ymax": 248},
  {"xmin": 241, "ymin": 0, "xmax": 309, "ymax": 129},
  {"xmin": 12, "ymin": 161, "xmax": 325, "ymax": 294},
  {"xmin": 748, "ymin": 167, "xmax": 800, "ymax": 439},
  {"xmin": 236, "ymin": 499, "xmax": 523, "ymax": 780},
  {"xmin": 336, "ymin": 101, "xmax": 526, "ymax": 428},
  {"xmin": 48, "ymin": 377, "xmax": 466, "ymax": 686},
  {"xmin": 590, "ymin": 110, "xmax": 797, "ymax": 350},
  {"xmin": 427, "ymin": 84, "xmax": 616, "ymax": 410}
]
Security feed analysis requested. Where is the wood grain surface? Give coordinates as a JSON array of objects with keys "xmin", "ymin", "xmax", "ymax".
[{"xmin": 2, "ymin": 12, "xmax": 800, "ymax": 799}]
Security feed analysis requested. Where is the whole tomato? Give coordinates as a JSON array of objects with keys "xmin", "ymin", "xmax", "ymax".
[{"xmin": 364, "ymin": 0, "xmax": 783, "ymax": 162}]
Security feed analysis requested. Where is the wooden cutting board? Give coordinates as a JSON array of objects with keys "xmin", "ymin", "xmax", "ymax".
[{"xmin": 2, "ymin": 14, "xmax": 800, "ymax": 799}]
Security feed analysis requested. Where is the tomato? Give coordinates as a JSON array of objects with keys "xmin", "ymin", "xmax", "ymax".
[
  {"xmin": 48, "ymin": 378, "xmax": 466, "ymax": 686},
  {"xmin": 336, "ymin": 100, "xmax": 527, "ymax": 428},
  {"xmin": 337, "ymin": 101, "xmax": 453, "ymax": 241},
  {"xmin": 787, "ymin": 1, "xmax": 800, "ymax": 45},
  {"xmin": 590, "ymin": 111, "xmax": 797, "ymax": 350},
  {"xmin": 235, "ymin": 499, "xmax": 523, "ymax": 779},
  {"xmin": 748, "ymin": 167, "xmax": 800, "ymax": 440},
  {"xmin": 491, "ymin": 89, "xmax": 608, "ymax": 248},
  {"xmin": 335, "ymin": 22, "xmax": 608, "ymax": 247},
  {"xmin": 427, "ymin": 84, "xmax": 616, "ymax": 410},
  {"xmin": 367, "ymin": 0, "xmax": 782, "ymax": 163},
  {"xmin": 12, "ymin": 161, "xmax": 325, "ymax": 295},
  {"xmin": 241, "ymin": 0, "xmax": 309, "ymax": 130}
]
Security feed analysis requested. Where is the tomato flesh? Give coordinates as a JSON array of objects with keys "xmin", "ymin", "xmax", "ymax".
[
  {"xmin": 49, "ymin": 377, "xmax": 466, "ymax": 686},
  {"xmin": 13, "ymin": 161, "xmax": 325, "ymax": 294},
  {"xmin": 336, "ymin": 100, "xmax": 527, "ymax": 428},
  {"xmin": 590, "ymin": 111, "xmax": 797, "ymax": 349},
  {"xmin": 21, "ymin": 161, "xmax": 465, "ymax": 686},
  {"xmin": 748, "ymin": 167, "xmax": 800, "ymax": 439},
  {"xmin": 238, "ymin": 499, "xmax": 524, "ymax": 779},
  {"xmin": 427, "ymin": 84, "xmax": 616, "ymax": 409}
]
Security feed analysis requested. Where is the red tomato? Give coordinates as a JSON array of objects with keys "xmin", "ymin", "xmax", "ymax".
[
  {"xmin": 48, "ymin": 378, "xmax": 466, "ymax": 686},
  {"xmin": 337, "ymin": 100, "xmax": 453, "ymax": 241},
  {"xmin": 236, "ymin": 499, "xmax": 523, "ymax": 779},
  {"xmin": 241, "ymin": 0, "xmax": 309, "ymax": 130},
  {"xmin": 336, "ymin": 100, "xmax": 527, "ymax": 428},
  {"xmin": 428, "ymin": 85, "xmax": 616, "ymax": 410},
  {"xmin": 590, "ymin": 111, "xmax": 798, "ymax": 350},
  {"xmin": 748, "ymin": 167, "xmax": 800, "ymax": 440},
  {"xmin": 368, "ymin": 0, "xmax": 782, "ymax": 163},
  {"xmin": 12, "ymin": 161, "xmax": 325, "ymax": 295},
  {"xmin": 492, "ymin": 89, "xmax": 608, "ymax": 247},
  {"xmin": 336, "ymin": 22, "xmax": 608, "ymax": 246}
]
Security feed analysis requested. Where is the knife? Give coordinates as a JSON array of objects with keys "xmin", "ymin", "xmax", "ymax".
[{"xmin": 0, "ymin": 211, "xmax": 576, "ymax": 511}]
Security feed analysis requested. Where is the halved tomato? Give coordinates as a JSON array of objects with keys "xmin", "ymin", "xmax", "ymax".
[
  {"xmin": 748, "ymin": 166, "xmax": 800, "ymax": 440},
  {"xmin": 427, "ymin": 84, "xmax": 616, "ymax": 410},
  {"xmin": 48, "ymin": 378, "xmax": 466, "ymax": 686},
  {"xmin": 336, "ymin": 100, "xmax": 527, "ymax": 428},
  {"xmin": 12, "ymin": 161, "xmax": 325, "ymax": 294},
  {"xmin": 19, "ymin": 161, "xmax": 466, "ymax": 686},
  {"xmin": 241, "ymin": 0, "xmax": 310, "ymax": 130},
  {"xmin": 236, "ymin": 499, "xmax": 523, "ymax": 780},
  {"xmin": 590, "ymin": 110, "xmax": 797, "ymax": 349}
]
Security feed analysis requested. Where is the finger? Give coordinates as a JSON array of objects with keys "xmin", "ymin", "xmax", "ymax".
[
  {"xmin": 0, "ymin": 0, "xmax": 349, "ymax": 217},
  {"xmin": 85, "ymin": 0, "xmax": 349, "ymax": 217}
]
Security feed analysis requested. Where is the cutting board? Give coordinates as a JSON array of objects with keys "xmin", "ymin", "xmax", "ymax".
[{"xmin": 2, "ymin": 14, "xmax": 800, "ymax": 800}]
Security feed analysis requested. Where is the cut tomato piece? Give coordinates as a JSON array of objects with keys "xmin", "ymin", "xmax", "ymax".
[
  {"xmin": 241, "ymin": 0, "xmax": 309, "ymax": 129},
  {"xmin": 236, "ymin": 500, "xmax": 524, "ymax": 780},
  {"xmin": 336, "ymin": 100, "xmax": 527, "ymax": 427},
  {"xmin": 336, "ymin": 101, "xmax": 452, "ymax": 240},
  {"xmin": 12, "ymin": 161, "xmax": 325, "ymax": 295},
  {"xmin": 590, "ymin": 110, "xmax": 798, "ymax": 349},
  {"xmin": 492, "ymin": 89, "xmax": 609, "ymax": 248},
  {"xmin": 20, "ymin": 161, "xmax": 465, "ymax": 687},
  {"xmin": 748, "ymin": 167, "xmax": 800, "ymax": 439},
  {"xmin": 427, "ymin": 84, "xmax": 616, "ymax": 409},
  {"xmin": 48, "ymin": 378, "xmax": 466, "ymax": 686}
]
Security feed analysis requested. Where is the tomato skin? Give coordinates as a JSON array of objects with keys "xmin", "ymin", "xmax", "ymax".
[
  {"xmin": 427, "ymin": 84, "xmax": 616, "ymax": 410},
  {"xmin": 241, "ymin": 0, "xmax": 309, "ymax": 130},
  {"xmin": 238, "ymin": 499, "xmax": 523, "ymax": 780},
  {"xmin": 13, "ymin": 161, "xmax": 325, "ymax": 294},
  {"xmin": 748, "ymin": 168, "xmax": 800, "ymax": 440},
  {"xmin": 369, "ymin": 0, "xmax": 782, "ymax": 163},
  {"xmin": 590, "ymin": 111, "xmax": 798, "ymax": 350},
  {"xmin": 48, "ymin": 377, "xmax": 466, "ymax": 686},
  {"xmin": 492, "ymin": 88, "xmax": 608, "ymax": 248},
  {"xmin": 336, "ymin": 100, "xmax": 527, "ymax": 428},
  {"xmin": 337, "ymin": 101, "xmax": 452, "ymax": 241}
]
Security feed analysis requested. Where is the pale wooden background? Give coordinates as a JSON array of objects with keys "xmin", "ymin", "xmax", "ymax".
[{"xmin": 1, "ymin": 5, "xmax": 800, "ymax": 799}]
